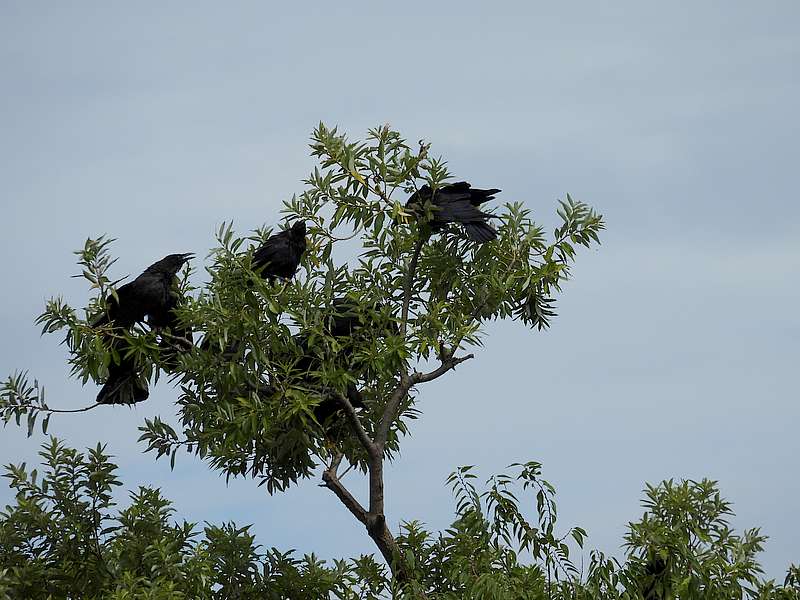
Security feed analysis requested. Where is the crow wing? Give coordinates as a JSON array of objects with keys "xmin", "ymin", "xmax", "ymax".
[{"xmin": 253, "ymin": 231, "xmax": 303, "ymax": 280}]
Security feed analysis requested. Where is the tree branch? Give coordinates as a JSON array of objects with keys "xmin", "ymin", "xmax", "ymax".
[
  {"xmin": 375, "ymin": 233, "xmax": 427, "ymax": 448},
  {"xmin": 332, "ymin": 391, "xmax": 377, "ymax": 458},
  {"xmin": 400, "ymin": 234, "xmax": 426, "ymax": 338},
  {"xmin": 156, "ymin": 330, "xmax": 194, "ymax": 349},
  {"xmin": 411, "ymin": 353, "xmax": 475, "ymax": 384},
  {"xmin": 376, "ymin": 379, "xmax": 412, "ymax": 449},
  {"xmin": 31, "ymin": 403, "xmax": 102, "ymax": 415},
  {"xmin": 375, "ymin": 352, "xmax": 474, "ymax": 449},
  {"xmin": 321, "ymin": 457, "xmax": 368, "ymax": 526},
  {"xmin": 322, "ymin": 451, "xmax": 418, "ymax": 592},
  {"xmin": 323, "ymin": 460, "xmax": 417, "ymax": 590}
]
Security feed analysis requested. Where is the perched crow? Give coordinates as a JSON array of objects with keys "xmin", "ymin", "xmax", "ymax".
[
  {"xmin": 291, "ymin": 297, "xmax": 397, "ymax": 427},
  {"xmin": 252, "ymin": 221, "xmax": 307, "ymax": 282},
  {"xmin": 641, "ymin": 555, "xmax": 668, "ymax": 600},
  {"xmin": 404, "ymin": 181, "xmax": 501, "ymax": 243},
  {"xmin": 93, "ymin": 253, "xmax": 194, "ymax": 329},
  {"xmin": 93, "ymin": 253, "xmax": 193, "ymax": 404},
  {"xmin": 199, "ymin": 222, "xmax": 306, "ymax": 354}
]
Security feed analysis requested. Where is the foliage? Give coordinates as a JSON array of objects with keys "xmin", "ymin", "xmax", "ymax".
[
  {"xmin": 1, "ymin": 122, "xmax": 795, "ymax": 597},
  {"xmin": 622, "ymin": 479, "xmax": 769, "ymax": 599},
  {"xmin": 1, "ymin": 124, "xmax": 604, "ymax": 496},
  {"xmin": 0, "ymin": 438, "xmax": 378, "ymax": 599},
  {"xmin": 393, "ymin": 462, "xmax": 583, "ymax": 598},
  {"xmin": 1, "ymin": 440, "xmax": 797, "ymax": 599}
]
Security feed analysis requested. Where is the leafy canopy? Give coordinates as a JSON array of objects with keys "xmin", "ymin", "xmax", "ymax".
[{"xmin": 2, "ymin": 124, "xmax": 603, "ymax": 495}]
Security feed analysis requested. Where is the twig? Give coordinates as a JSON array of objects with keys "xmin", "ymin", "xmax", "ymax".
[
  {"xmin": 338, "ymin": 461, "xmax": 355, "ymax": 481},
  {"xmin": 312, "ymin": 226, "xmax": 360, "ymax": 243},
  {"xmin": 31, "ymin": 403, "xmax": 102, "ymax": 414},
  {"xmin": 156, "ymin": 331, "xmax": 194, "ymax": 348}
]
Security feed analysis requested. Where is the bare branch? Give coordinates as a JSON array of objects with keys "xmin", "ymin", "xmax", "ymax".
[
  {"xmin": 411, "ymin": 353, "xmax": 475, "ymax": 384},
  {"xmin": 375, "ymin": 379, "xmax": 412, "ymax": 449},
  {"xmin": 331, "ymin": 391, "xmax": 377, "ymax": 457},
  {"xmin": 375, "ymin": 350, "xmax": 474, "ymax": 450},
  {"xmin": 322, "ymin": 462, "xmax": 368, "ymax": 526}
]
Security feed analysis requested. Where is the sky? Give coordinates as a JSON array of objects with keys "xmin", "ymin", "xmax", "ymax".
[{"xmin": 1, "ymin": 1, "xmax": 798, "ymax": 579}]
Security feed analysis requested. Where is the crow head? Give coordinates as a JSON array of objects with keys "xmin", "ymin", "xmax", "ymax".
[
  {"xmin": 405, "ymin": 184, "xmax": 433, "ymax": 213},
  {"xmin": 147, "ymin": 253, "xmax": 194, "ymax": 275},
  {"xmin": 290, "ymin": 220, "xmax": 307, "ymax": 241}
]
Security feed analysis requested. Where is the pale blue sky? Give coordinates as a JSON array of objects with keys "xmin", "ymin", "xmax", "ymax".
[{"xmin": 1, "ymin": 1, "xmax": 798, "ymax": 578}]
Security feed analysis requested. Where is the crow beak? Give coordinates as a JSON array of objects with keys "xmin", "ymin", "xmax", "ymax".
[{"xmin": 181, "ymin": 253, "xmax": 195, "ymax": 261}]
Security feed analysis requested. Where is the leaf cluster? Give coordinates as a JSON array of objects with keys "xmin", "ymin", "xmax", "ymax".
[{"xmin": 0, "ymin": 439, "xmax": 383, "ymax": 599}]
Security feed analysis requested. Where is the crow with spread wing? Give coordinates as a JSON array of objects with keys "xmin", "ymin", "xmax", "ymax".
[{"xmin": 404, "ymin": 182, "xmax": 500, "ymax": 243}]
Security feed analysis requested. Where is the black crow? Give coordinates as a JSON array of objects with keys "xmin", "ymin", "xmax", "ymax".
[
  {"xmin": 93, "ymin": 252, "xmax": 193, "ymax": 404},
  {"xmin": 641, "ymin": 554, "xmax": 668, "ymax": 600},
  {"xmin": 252, "ymin": 221, "xmax": 307, "ymax": 282},
  {"xmin": 404, "ymin": 181, "xmax": 500, "ymax": 243},
  {"xmin": 93, "ymin": 253, "xmax": 194, "ymax": 329},
  {"xmin": 291, "ymin": 297, "xmax": 397, "ymax": 427},
  {"xmin": 199, "ymin": 222, "xmax": 306, "ymax": 354}
]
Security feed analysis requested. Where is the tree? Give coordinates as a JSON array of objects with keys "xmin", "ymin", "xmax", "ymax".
[{"xmin": 1, "ymin": 123, "xmax": 604, "ymax": 585}]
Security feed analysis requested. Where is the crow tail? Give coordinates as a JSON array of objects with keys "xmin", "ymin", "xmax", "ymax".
[
  {"xmin": 96, "ymin": 370, "xmax": 149, "ymax": 405},
  {"xmin": 463, "ymin": 222, "xmax": 498, "ymax": 243},
  {"xmin": 470, "ymin": 188, "xmax": 502, "ymax": 206}
]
